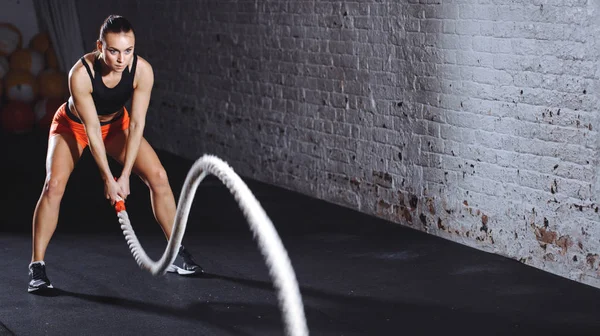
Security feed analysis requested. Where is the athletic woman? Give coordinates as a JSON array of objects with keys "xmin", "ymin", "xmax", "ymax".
[{"xmin": 28, "ymin": 15, "xmax": 203, "ymax": 293}]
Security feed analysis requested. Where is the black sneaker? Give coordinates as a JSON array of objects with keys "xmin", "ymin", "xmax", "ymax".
[
  {"xmin": 28, "ymin": 261, "xmax": 54, "ymax": 293},
  {"xmin": 167, "ymin": 245, "xmax": 204, "ymax": 276}
]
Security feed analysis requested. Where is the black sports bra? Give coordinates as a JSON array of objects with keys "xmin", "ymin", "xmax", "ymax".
[{"xmin": 80, "ymin": 54, "xmax": 137, "ymax": 115}]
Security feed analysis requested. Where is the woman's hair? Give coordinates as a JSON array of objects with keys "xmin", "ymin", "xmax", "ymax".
[{"xmin": 98, "ymin": 14, "xmax": 135, "ymax": 44}]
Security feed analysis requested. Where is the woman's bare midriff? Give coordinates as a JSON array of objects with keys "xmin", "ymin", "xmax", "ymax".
[{"xmin": 67, "ymin": 97, "xmax": 123, "ymax": 123}]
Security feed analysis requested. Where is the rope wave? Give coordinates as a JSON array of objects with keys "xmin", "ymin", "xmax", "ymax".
[{"xmin": 115, "ymin": 154, "xmax": 309, "ymax": 336}]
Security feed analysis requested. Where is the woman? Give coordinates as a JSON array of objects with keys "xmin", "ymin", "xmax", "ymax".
[{"xmin": 28, "ymin": 15, "xmax": 203, "ymax": 293}]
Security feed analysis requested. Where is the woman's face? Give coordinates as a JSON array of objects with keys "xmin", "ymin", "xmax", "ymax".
[{"xmin": 97, "ymin": 31, "xmax": 135, "ymax": 72}]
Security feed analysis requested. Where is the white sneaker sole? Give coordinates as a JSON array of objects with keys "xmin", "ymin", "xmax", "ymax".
[
  {"xmin": 28, "ymin": 284, "xmax": 54, "ymax": 293},
  {"xmin": 166, "ymin": 264, "xmax": 199, "ymax": 275}
]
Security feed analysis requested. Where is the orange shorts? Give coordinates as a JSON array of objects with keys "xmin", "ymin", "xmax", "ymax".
[{"xmin": 49, "ymin": 102, "xmax": 130, "ymax": 148}]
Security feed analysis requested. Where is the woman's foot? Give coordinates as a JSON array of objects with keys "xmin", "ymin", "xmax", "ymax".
[
  {"xmin": 28, "ymin": 261, "xmax": 54, "ymax": 293},
  {"xmin": 167, "ymin": 245, "xmax": 204, "ymax": 276}
]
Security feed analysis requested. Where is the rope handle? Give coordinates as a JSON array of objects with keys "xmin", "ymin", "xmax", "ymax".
[{"xmin": 115, "ymin": 198, "xmax": 126, "ymax": 212}]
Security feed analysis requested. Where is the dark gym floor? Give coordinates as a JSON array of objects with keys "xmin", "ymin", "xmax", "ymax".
[{"xmin": 1, "ymin": 131, "xmax": 600, "ymax": 336}]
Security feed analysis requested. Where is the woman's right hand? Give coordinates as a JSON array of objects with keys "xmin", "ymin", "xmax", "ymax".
[{"xmin": 104, "ymin": 178, "xmax": 124, "ymax": 205}]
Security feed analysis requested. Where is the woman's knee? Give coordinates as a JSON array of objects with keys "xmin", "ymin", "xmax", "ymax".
[
  {"xmin": 144, "ymin": 167, "xmax": 171, "ymax": 192},
  {"xmin": 42, "ymin": 174, "xmax": 69, "ymax": 201}
]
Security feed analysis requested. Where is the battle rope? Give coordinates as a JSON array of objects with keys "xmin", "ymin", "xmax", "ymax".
[{"xmin": 113, "ymin": 154, "xmax": 308, "ymax": 336}]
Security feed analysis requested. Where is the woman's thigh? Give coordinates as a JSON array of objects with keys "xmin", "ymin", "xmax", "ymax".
[
  {"xmin": 104, "ymin": 129, "xmax": 167, "ymax": 184},
  {"xmin": 45, "ymin": 133, "xmax": 84, "ymax": 186}
]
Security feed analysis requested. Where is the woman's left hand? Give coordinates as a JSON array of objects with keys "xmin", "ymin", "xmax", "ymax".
[{"xmin": 116, "ymin": 175, "xmax": 131, "ymax": 200}]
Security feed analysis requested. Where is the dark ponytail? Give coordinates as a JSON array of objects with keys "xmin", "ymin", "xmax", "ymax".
[{"xmin": 95, "ymin": 15, "xmax": 135, "ymax": 55}]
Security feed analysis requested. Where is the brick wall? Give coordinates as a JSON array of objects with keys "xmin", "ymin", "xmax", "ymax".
[{"xmin": 77, "ymin": 1, "xmax": 600, "ymax": 288}]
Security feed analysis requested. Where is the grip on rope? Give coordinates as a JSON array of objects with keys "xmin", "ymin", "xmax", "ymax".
[{"xmin": 113, "ymin": 178, "xmax": 126, "ymax": 212}]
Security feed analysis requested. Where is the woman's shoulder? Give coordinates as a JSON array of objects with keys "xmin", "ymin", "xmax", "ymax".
[
  {"xmin": 82, "ymin": 52, "xmax": 97, "ymax": 63},
  {"xmin": 133, "ymin": 55, "xmax": 154, "ymax": 84},
  {"xmin": 135, "ymin": 54, "xmax": 152, "ymax": 73},
  {"xmin": 69, "ymin": 52, "xmax": 97, "ymax": 78}
]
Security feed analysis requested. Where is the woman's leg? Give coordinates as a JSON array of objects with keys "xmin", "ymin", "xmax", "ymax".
[
  {"xmin": 104, "ymin": 130, "xmax": 176, "ymax": 239},
  {"xmin": 32, "ymin": 133, "xmax": 83, "ymax": 262}
]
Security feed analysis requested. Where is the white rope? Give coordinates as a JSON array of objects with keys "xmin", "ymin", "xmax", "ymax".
[{"xmin": 114, "ymin": 154, "xmax": 309, "ymax": 336}]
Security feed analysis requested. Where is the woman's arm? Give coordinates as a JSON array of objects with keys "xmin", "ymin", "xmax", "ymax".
[
  {"xmin": 121, "ymin": 57, "xmax": 154, "ymax": 178},
  {"xmin": 69, "ymin": 61, "xmax": 121, "ymax": 202}
]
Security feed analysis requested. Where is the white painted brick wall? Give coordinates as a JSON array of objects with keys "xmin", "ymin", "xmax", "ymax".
[{"xmin": 77, "ymin": 1, "xmax": 600, "ymax": 288}]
